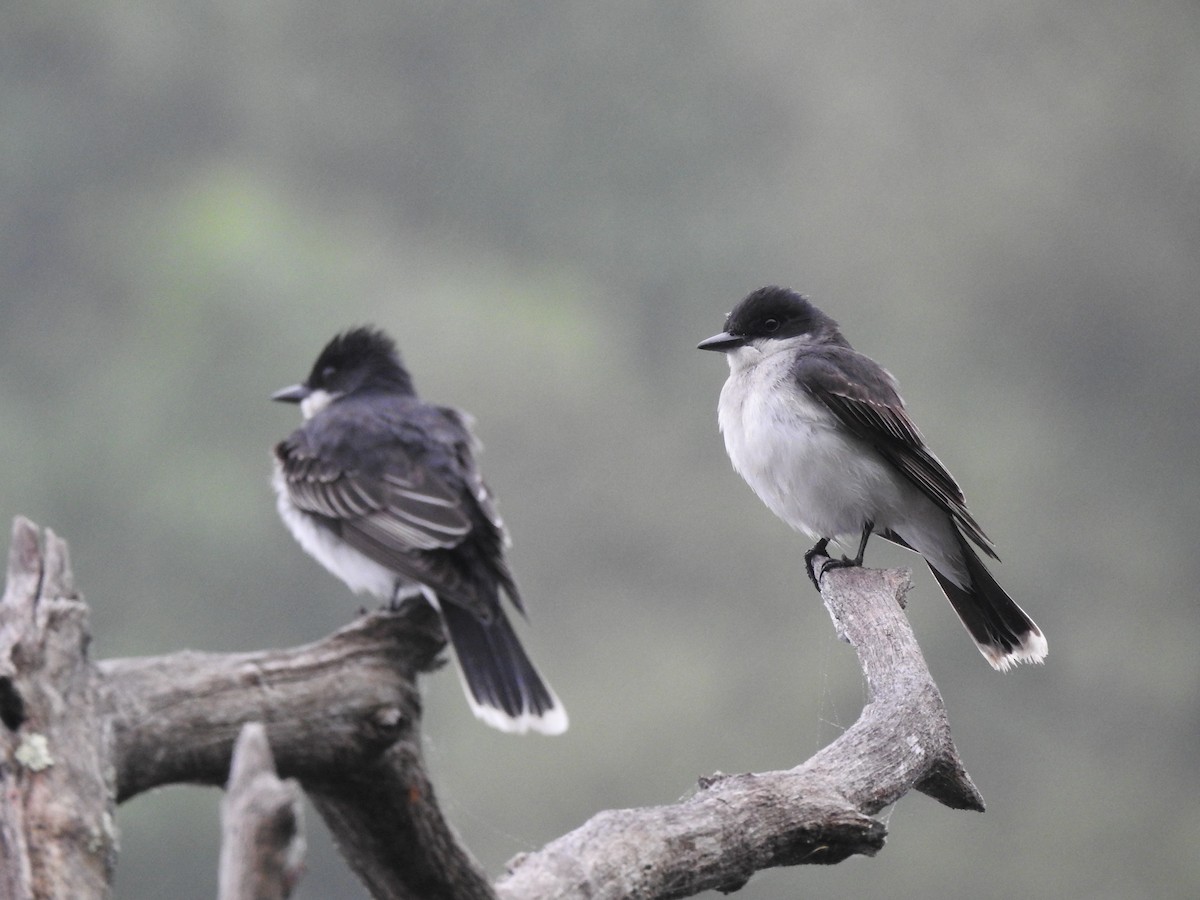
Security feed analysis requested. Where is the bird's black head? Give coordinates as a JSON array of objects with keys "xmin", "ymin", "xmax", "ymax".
[
  {"xmin": 272, "ymin": 326, "xmax": 415, "ymax": 413},
  {"xmin": 306, "ymin": 327, "xmax": 414, "ymax": 396},
  {"xmin": 698, "ymin": 286, "xmax": 841, "ymax": 352}
]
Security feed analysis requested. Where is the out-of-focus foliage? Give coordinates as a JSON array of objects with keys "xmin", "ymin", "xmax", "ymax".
[{"xmin": 2, "ymin": 2, "xmax": 1198, "ymax": 898}]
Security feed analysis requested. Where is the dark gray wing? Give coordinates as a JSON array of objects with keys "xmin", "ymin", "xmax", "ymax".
[
  {"xmin": 276, "ymin": 436, "xmax": 489, "ymax": 602},
  {"xmin": 437, "ymin": 407, "xmax": 510, "ymax": 542},
  {"xmin": 796, "ymin": 349, "xmax": 998, "ymax": 558},
  {"xmin": 435, "ymin": 406, "xmax": 524, "ymax": 612},
  {"xmin": 279, "ymin": 440, "xmax": 470, "ymax": 549}
]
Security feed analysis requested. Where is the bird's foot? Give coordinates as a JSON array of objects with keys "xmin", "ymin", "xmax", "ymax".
[
  {"xmin": 803, "ymin": 539, "xmax": 831, "ymax": 589},
  {"xmin": 820, "ymin": 555, "xmax": 863, "ymax": 575},
  {"xmin": 808, "ymin": 554, "xmax": 863, "ymax": 588},
  {"xmin": 808, "ymin": 523, "xmax": 874, "ymax": 588}
]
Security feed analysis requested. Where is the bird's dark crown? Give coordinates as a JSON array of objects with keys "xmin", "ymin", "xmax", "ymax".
[
  {"xmin": 724, "ymin": 286, "xmax": 840, "ymax": 343},
  {"xmin": 306, "ymin": 326, "xmax": 415, "ymax": 396}
]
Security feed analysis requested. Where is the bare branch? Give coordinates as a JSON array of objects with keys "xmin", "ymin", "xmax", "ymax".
[
  {"xmin": 809, "ymin": 560, "xmax": 983, "ymax": 812},
  {"xmin": 0, "ymin": 517, "xmax": 117, "ymax": 900},
  {"xmin": 496, "ymin": 559, "xmax": 982, "ymax": 899},
  {"xmin": 307, "ymin": 739, "xmax": 496, "ymax": 900},
  {"xmin": 97, "ymin": 606, "xmax": 445, "ymax": 802},
  {"xmin": 5, "ymin": 518, "xmax": 491, "ymax": 900},
  {"xmin": 3, "ymin": 518, "xmax": 986, "ymax": 900},
  {"xmin": 219, "ymin": 723, "xmax": 306, "ymax": 900},
  {"xmin": 98, "ymin": 601, "xmax": 493, "ymax": 898}
]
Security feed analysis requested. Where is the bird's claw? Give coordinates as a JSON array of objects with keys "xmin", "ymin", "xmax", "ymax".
[{"xmin": 804, "ymin": 544, "xmax": 830, "ymax": 589}]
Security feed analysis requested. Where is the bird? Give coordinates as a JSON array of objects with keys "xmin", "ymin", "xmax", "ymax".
[
  {"xmin": 270, "ymin": 326, "xmax": 567, "ymax": 734},
  {"xmin": 698, "ymin": 286, "xmax": 1046, "ymax": 671}
]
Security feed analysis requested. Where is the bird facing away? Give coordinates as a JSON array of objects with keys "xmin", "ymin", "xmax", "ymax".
[
  {"xmin": 271, "ymin": 327, "xmax": 567, "ymax": 734},
  {"xmin": 698, "ymin": 286, "xmax": 1046, "ymax": 671}
]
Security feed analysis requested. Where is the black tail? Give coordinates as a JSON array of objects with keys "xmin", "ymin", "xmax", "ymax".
[
  {"xmin": 927, "ymin": 535, "xmax": 1047, "ymax": 671},
  {"xmin": 437, "ymin": 601, "xmax": 568, "ymax": 735}
]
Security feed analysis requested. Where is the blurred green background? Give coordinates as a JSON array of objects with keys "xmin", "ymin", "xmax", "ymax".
[{"xmin": 3, "ymin": 2, "xmax": 1198, "ymax": 898}]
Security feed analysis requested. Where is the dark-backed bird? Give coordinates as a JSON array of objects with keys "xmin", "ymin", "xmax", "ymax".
[
  {"xmin": 272, "ymin": 327, "xmax": 567, "ymax": 733},
  {"xmin": 698, "ymin": 286, "xmax": 1046, "ymax": 671}
]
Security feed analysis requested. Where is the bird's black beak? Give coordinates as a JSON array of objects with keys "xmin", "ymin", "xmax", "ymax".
[
  {"xmin": 697, "ymin": 331, "xmax": 746, "ymax": 352},
  {"xmin": 271, "ymin": 383, "xmax": 311, "ymax": 403}
]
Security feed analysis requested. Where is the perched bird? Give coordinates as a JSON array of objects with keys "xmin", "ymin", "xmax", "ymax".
[
  {"xmin": 698, "ymin": 286, "xmax": 1046, "ymax": 671},
  {"xmin": 271, "ymin": 327, "xmax": 567, "ymax": 734}
]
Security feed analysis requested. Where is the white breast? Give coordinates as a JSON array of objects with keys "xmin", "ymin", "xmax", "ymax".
[{"xmin": 715, "ymin": 344, "xmax": 903, "ymax": 543}]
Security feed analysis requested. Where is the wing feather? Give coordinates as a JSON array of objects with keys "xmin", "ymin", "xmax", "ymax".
[
  {"xmin": 276, "ymin": 440, "xmax": 472, "ymax": 553},
  {"xmin": 798, "ymin": 351, "xmax": 998, "ymax": 558}
]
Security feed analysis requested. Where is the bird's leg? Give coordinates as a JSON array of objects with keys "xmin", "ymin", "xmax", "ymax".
[
  {"xmin": 804, "ymin": 537, "xmax": 831, "ymax": 589},
  {"xmin": 386, "ymin": 582, "xmax": 403, "ymax": 612},
  {"xmin": 847, "ymin": 521, "xmax": 873, "ymax": 567},
  {"xmin": 809, "ymin": 522, "xmax": 875, "ymax": 587},
  {"xmin": 387, "ymin": 582, "xmax": 422, "ymax": 612}
]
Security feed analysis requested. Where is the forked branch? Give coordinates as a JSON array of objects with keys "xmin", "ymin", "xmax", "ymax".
[
  {"xmin": 1, "ymin": 518, "xmax": 982, "ymax": 900},
  {"xmin": 495, "ymin": 559, "xmax": 982, "ymax": 898}
]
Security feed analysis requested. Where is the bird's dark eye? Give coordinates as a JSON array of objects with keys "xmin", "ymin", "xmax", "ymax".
[
  {"xmin": 321, "ymin": 365, "xmax": 337, "ymax": 381},
  {"xmin": 762, "ymin": 318, "xmax": 781, "ymax": 333}
]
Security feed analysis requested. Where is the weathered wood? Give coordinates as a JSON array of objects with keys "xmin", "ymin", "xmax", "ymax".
[
  {"xmin": 98, "ymin": 605, "xmax": 445, "ymax": 802},
  {"xmin": 809, "ymin": 560, "xmax": 982, "ymax": 812},
  {"xmin": 0, "ymin": 517, "xmax": 117, "ymax": 900},
  {"xmin": 99, "ymin": 600, "xmax": 493, "ymax": 898},
  {"xmin": 495, "ymin": 559, "xmax": 982, "ymax": 899},
  {"xmin": 2, "ymin": 518, "xmax": 987, "ymax": 900},
  {"xmin": 307, "ymin": 739, "xmax": 496, "ymax": 900},
  {"xmin": 4, "ymin": 518, "xmax": 491, "ymax": 900},
  {"xmin": 218, "ymin": 723, "xmax": 305, "ymax": 900}
]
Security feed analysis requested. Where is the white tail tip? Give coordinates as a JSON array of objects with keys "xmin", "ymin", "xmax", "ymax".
[{"xmin": 982, "ymin": 628, "xmax": 1048, "ymax": 672}]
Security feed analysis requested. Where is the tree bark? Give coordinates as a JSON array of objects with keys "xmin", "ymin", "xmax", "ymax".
[
  {"xmin": 0, "ymin": 518, "xmax": 984, "ymax": 900},
  {"xmin": 218, "ymin": 723, "xmax": 305, "ymax": 900},
  {"xmin": 0, "ymin": 518, "xmax": 117, "ymax": 900},
  {"xmin": 494, "ymin": 561, "xmax": 982, "ymax": 899},
  {"xmin": 2, "ymin": 518, "xmax": 491, "ymax": 900},
  {"xmin": 97, "ymin": 594, "xmax": 494, "ymax": 898}
]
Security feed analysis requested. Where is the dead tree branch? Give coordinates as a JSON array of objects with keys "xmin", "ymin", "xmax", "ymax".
[
  {"xmin": 494, "ymin": 560, "xmax": 982, "ymax": 899},
  {"xmin": 97, "ymin": 594, "xmax": 494, "ymax": 899},
  {"xmin": 1, "ymin": 517, "xmax": 492, "ymax": 900},
  {"xmin": 218, "ymin": 723, "xmax": 305, "ymax": 900},
  {"xmin": 0, "ymin": 518, "xmax": 116, "ymax": 900},
  {"xmin": 1, "ymin": 518, "xmax": 983, "ymax": 900}
]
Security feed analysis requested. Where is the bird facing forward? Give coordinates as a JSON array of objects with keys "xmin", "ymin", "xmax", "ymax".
[
  {"xmin": 698, "ymin": 286, "xmax": 1046, "ymax": 671},
  {"xmin": 271, "ymin": 327, "xmax": 567, "ymax": 734}
]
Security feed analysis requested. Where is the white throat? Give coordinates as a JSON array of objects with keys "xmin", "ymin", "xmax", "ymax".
[{"xmin": 300, "ymin": 388, "xmax": 339, "ymax": 420}]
